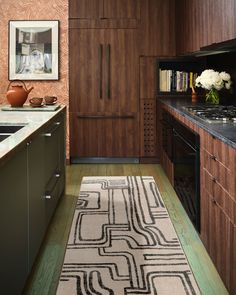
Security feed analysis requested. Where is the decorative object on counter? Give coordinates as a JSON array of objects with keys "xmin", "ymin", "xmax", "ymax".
[
  {"xmin": 9, "ymin": 20, "xmax": 59, "ymax": 80},
  {"xmin": 195, "ymin": 69, "xmax": 232, "ymax": 104},
  {"xmin": 191, "ymin": 86, "xmax": 198, "ymax": 103},
  {"xmin": 6, "ymin": 79, "xmax": 34, "ymax": 107},
  {"xmin": 44, "ymin": 96, "xmax": 57, "ymax": 105},
  {"xmin": 29, "ymin": 97, "xmax": 43, "ymax": 107}
]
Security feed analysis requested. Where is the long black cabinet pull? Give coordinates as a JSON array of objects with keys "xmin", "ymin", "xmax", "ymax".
[
  {"xmin": 99, "ymin": 44, "xmax": 103, "ymax": 99},
  {"xmin": 107, "ymin": 44, "xmax": 111, "ymax": 99}
]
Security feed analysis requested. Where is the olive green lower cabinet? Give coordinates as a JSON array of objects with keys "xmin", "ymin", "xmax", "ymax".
[
  {"xmin": 0, "ymin": 112, "xmax": 66, "ymax": 294},
  {"xmin": 0, "ymin": 147, "xmax": 28, "ymax": 294}
]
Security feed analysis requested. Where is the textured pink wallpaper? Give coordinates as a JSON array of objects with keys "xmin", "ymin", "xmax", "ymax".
[{"xmin": 0, "ymin": 0, "xmax": 70, "ymax": 159}]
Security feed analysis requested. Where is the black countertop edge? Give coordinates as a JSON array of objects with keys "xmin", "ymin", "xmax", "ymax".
[{"xmin": 159, "ymin": 97, "xmax": 236, "ymax": 150}]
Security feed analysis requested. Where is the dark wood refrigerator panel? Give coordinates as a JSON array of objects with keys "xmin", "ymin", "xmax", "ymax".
[
  {"xmin": 69, "ymin": 28, "xmax": 139, "ymax": 157},
  {"xmin": 69, "ymin": 29, "xmax": 106, "ymax": 113},
  {"xmin": 70, "ymin": 113, "xmax": 139, "ymax": 157},
  {"xmin": 104, "ymin": 29, "xmax": 139, "ymax": 113},
  {"xmin": 70, "ymin": 29, "xmax": 138, "ymax": 114}
]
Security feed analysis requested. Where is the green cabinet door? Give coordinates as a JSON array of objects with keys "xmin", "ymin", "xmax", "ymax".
[
  {"xmin": 27, "ymin": 135, "xmax": 46, "ymax": 270},
  {"xmin": 0, "ymin": 147, "xmax": 28, "ymax": 294}
]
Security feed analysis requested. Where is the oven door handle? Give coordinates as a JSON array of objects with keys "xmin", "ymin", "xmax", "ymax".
[{"xmin": 173, "ymin": 129, "xmax": 197, "ymax": 152}]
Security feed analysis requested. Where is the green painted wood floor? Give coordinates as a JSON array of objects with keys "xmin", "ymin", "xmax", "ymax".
[{"xmin": 23, "ymin": 164, "xmax": 228, "ymax": 295}]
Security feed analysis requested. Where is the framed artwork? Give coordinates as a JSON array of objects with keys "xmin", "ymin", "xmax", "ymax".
[{"xmin": 9, "ymin": 20, "xmax": 59, "ymax": 80}]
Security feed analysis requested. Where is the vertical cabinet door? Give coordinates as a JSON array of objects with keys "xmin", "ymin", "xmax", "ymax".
[
  {"xmin": 70, "ymin": 29, "xmax": 105, "ymax": 113},
  {"xmin": 0, "ymin": 147, "xmax": 28, "ymax": 294},
  {"xmin": 103, "ymin": 0, "xmax": 140, "ymax": 19},
  {"xmin": 208, "ymin": 196, "xmax": 231, "ymax": 290},
  {"xmin": 27, "ymin": 135, "xmax": 46, "ymax": 270},
  {"xmin": 70, "ymin": 29, "xmax": 138, "ymax": 114},
  {"xmin": 44, "ymin": 118, "xmax": 62, "ymax": 224},
  {"xmin": 69, "ymin": 0, "xmax": 102, "ymax": 19},
  {"xmin": 104, "ymin": 29, "xmax": 139, "ymax": 113}
]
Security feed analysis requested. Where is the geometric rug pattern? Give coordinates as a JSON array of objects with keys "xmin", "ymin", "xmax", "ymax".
[{"xmin": 56, "ymin": 176, "xmax": 201, "ymax": 295}]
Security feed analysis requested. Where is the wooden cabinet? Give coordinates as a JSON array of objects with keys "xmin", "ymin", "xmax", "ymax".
[
  {"xmin": 0, "ymin": 146, "xmax": 28, "ymax": 294},
  {"xmin": 70, "ymin": 0, "xmax": 101, "ymax": 19},
  {"xmin": 69, "ymin": 0, "xmax": 140, "ymax": 29},
  {"xmin": 200, "ymin": 129, "xmax": 236, "ymax": 293},
  {"xmin": 139, "ymin": 0, "xmax": 175, "ymax": 56},
  {"xmin": 70, "ymin": 29, "xmax": 138, "ymax": 113},
  {"xmin": 70, "ymin": 0, "xmax": 140, "ymax": 19},
  {"xmin": 70, "ymin": 29, "xmax": 139, "ymax": 158},
  {"xmin": 70, "ymin": 113, "xmax": 139, "ymax": 158},
  {"xmin": 176, "ymin": 0, "xmax": 236, "ymax": 55},
  {"xmin": 140, "ymin": 57, "xmax": 159, "ymax": 161}
]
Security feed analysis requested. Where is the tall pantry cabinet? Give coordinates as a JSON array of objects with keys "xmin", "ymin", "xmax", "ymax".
[{"xmin": 69, "ymin": 0, "xmax": 175, "ymax": 161}]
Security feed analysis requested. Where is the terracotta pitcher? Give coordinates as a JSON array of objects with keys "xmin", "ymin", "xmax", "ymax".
[{"xmin": 6, "ymin": 80, "xmax": 34, "ymax": 107}]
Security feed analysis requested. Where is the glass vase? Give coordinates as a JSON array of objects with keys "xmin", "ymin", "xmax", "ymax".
[{"xmin": 205, "ymin": 88, "xmax": 220, "ymax": 104}]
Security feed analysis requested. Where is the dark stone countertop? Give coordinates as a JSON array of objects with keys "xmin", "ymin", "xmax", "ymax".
[{"xmin": 159, "ymin": 97, "xmax": 236, "ymax": 150}]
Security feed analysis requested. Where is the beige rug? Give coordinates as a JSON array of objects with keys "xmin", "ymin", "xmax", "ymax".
[{"xmin": 57, "ymin": 176, "xmax": 201, "ymax": 295}]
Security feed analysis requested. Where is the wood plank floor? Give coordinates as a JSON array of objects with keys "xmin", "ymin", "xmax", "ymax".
[{"xmin": 23, "ymin": 164, "xmax": 228, "ymax": 295}]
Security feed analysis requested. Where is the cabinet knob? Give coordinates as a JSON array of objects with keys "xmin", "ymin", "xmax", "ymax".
[
  {"xmin": 212, "ymin": 198, "xmax": 217, "ymax": 205},
  {"xmin": 212, "ymin": 177, "xmax": 217, "ymax": 183},
  {"xmin": 45, "ymin": 195, "xmax": 52, "ymax": 200},
  {"xmin": 26, "ymin": 141, "xmax": 32, "ymax": 146},
  {"xmin": 55, "ymin": 173, "xmax": 60, "ymax": 178},
  {"xmin": 54, "ymin": 121, "xmax": 61, "ymax": 126}
]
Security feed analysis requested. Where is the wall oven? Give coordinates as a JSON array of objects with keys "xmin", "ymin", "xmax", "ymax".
[
  {"xmin": 161, "ymin": 110, "xmax": 200, "ymax": 232},
  {"xmin": 172, "ymin": 119, "xmax": 200, "ymax": 232}
]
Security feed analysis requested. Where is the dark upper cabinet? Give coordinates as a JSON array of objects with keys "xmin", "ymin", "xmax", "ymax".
[
  {"xmin": 176, "ymin": 0, "xmax": 236, "ymax": 55},
  {"xmin": 139, "ymin": 0, "xmax": 176, "ymax": 56},
  {"xmin": 103, "ymin": 0, "xmax": 140, "ymax": 19},
  {"xmin": 69, "ymin": 0, "xmax": 140, "ymax": 20},
  {"xmin": 70, "ymin": 0, "xmax": 101, "ymax": 19}
]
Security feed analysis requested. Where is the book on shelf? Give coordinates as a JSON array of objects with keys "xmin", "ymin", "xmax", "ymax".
[{"xmin": 159, "ymin": 69, "xmax": 198, "ymax": 93}]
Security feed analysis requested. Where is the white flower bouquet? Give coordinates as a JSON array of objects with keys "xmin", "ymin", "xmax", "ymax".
[{"xmin": 195, "ymin": 69, "xmax": 232, "ymax": 104}]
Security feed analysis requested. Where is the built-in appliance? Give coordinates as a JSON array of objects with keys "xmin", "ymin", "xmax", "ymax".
[
  {"xmin": 184, "ymin": 105, "xmax": 236, "ymax": 123},
  {"xmin": 161, "ymin": 110, "xmax": 173, "ymax": 160},
  {"xmin": 161, "ymin": 110, "xmax": 200, "ymax": 232},
  {"xmin": 172, "ymin": 118, "xmax": 200, "ymax": 232}
]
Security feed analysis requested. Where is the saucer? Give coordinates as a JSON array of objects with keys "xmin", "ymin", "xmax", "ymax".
[
  {"xmin": 45, "ymin": 101, "xmax": 57, "ymax": 106},
  {"xmin": 30, "ymin": 103, "xmax": 44, "ymax": 108}
]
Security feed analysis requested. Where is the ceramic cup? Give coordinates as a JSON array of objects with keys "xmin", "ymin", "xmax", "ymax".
[
  {"xmin": 29, "ymin": 97, "xmax": 43, "ymax": 107},
  {"xmin": 44, "ymin": 96, "xmax": 57, "ymax": 104}
]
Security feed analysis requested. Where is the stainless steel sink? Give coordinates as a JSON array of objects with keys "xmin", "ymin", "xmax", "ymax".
[{"xmin": 0, "ymin": 124, "xmax": 26, "ymax": 143}]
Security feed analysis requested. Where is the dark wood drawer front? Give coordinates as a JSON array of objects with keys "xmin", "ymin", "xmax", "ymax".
[
  {"xmin": 201, "ymin": 133, "xmax": 232, "ymax": 169},
  {"xmin": 202, "ymin": 149, "xmax": 233, "ymax": 195},
  {"xmin": 70, "ymin": 113, "xmax": 139, "ymax": 157},
  {"xmin": 203, "ymin": 169, "xmax": 236, "ymax": 225}
]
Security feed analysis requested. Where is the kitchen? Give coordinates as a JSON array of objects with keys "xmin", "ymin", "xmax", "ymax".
[{"xmin": 0, "ymin": 0, "xmax": 235, "ymax": 294}]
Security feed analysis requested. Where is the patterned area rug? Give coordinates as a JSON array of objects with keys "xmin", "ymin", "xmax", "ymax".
[{"xmin": 57, "ymin": 176, "xmax": 201, "ymax": 295}]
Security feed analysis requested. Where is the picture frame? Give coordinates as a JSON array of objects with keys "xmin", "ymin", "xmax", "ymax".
[{"xmin": 9, "ymin": 20, "xmax": 59, "ymax": 80}]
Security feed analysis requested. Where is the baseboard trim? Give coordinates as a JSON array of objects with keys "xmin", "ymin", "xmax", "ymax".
[
  {"xmin": 70, "ymin": 157, "xmax": 140, "ymax": 164},
  {"xmin": 139, "ymin": 157, "xmax": 160, "ymax": 164}
]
